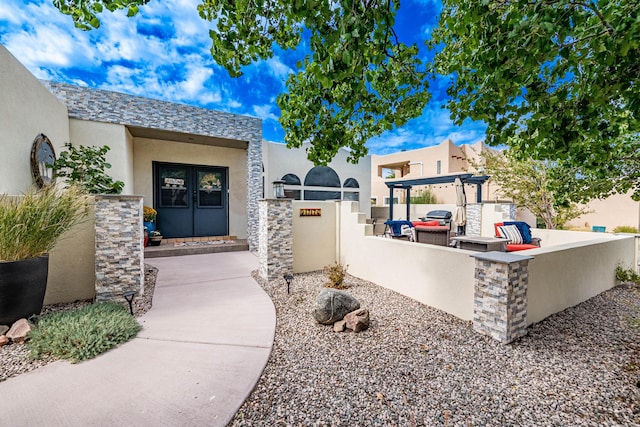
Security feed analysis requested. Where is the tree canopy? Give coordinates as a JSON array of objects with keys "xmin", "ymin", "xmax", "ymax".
[
  {"xmin": 52, "ymin": 0, "xmax": 639, "ymax": 197},
  {"xmin": 54, "ymin": 0, "xmax": 429, "ymax": 165},
  {"xmin": 431, "ymin": 0, "xmax": 640, "ymax": 198}
]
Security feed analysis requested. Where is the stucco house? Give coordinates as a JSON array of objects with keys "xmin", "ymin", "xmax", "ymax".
[
  {"xmin": 0, "ymin": 44, "xmax": 371, "ymax": 254},
  {"xmin": 372, "ymin": 139, "xmax": 639, "ymax": 232}
]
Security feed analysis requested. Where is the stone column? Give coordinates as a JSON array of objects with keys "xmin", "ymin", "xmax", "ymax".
[
  {"xmin": 471, "ymin": 252, "xmax": 533, "ymax": 344},
  {"xmin": 258, "ymin": 198, "xmax": 293, "ymax": 282},
  {"xmin": 94, "ymin": 195, "xmax": 144, "ymax": 302},
  {"xmin": 466, "ymin": 203, "xmax": 482, "ymax": 236}
]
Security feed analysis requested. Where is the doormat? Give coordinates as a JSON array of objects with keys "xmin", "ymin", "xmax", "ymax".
[{"xmin": 173, "ymin": 240, "xmax": 237, "ymax": 247}]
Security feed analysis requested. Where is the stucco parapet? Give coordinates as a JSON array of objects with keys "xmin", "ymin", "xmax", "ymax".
[
  {"xmin": 471, "ymin": 251, "xmax": 533, "ymax": 264},
  {"xmin": 43, "ymin": 81, "xmax": 261, "ymax": 140}
]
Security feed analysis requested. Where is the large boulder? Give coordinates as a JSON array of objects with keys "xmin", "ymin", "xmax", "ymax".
[{"xmin": 313, "ymin": 289, "xmax": 360, "ymax": 325}]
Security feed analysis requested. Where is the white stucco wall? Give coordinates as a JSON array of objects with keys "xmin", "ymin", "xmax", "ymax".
[
  {"xmin": 68, "ymin": 119, "xmax": 135, "ymax": 194},
  {"xmin": 0, "ymin": 45, "xmax": 70, "ymax": 194},
  {"xmin": 132, "ymin": 137, "xmax": 248, "ymax": 238},
  {"xmin": 526, "ymin": 234, "xmax": 634, "ymax": 324},
  {"xmin": 263, "ymin": 141, "xmax": 372, "ymax": 217},
  {"xmin": 292, "ymin": 201, "xmax": 337, "ymax": 273}
]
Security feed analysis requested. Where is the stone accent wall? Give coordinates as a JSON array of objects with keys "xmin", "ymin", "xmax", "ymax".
[
  {"xmin": 472, "ymin": 252, "xmax": 532, "ymax": 344},
  {"xmin": 258, "ymin": 199, "xmax": 293, "ymax": 282},
  {"xmin": 94, "ymin": 195, "xmax": 144, "ymax": 302},
  {"xmin": 44, "ymin": 81, "xmax": 263, "ymax": 252},
  {"xmin": 502, "ymin": 203, "xmax": 517, "ymax": 221},
  {"xmin": 466, "ymin": 204, "xmax": 482, "ymax": 236}
]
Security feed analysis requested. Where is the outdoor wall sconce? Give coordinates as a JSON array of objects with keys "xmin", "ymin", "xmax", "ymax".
[
  {"xmin": 122, "ymin": 291, "xmax": 136, "ymax": 315},
  {"xmin": 273, "ymin": 180, "xmax": 285, "ymax": 198},
  {"xmin": 283, "ymin": 273, "xmax": 293, "ymax": 294}
]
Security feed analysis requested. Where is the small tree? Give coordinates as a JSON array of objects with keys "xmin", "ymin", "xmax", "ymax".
[
  {"xmin": 475, "ymin": 150, "xmax": 590, "ymax": 229},
  {"xmin": 52, "ymin": 143, "xmax": 124, "ymax": 194},
  {"xmin": 410, "ymin": 187, "xmax": 438, "ymax": 204}
]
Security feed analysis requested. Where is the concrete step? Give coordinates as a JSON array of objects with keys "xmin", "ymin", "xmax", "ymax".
[{"xmin": 144, "ymin": 239, "xmax": 249, "ymax": 258}]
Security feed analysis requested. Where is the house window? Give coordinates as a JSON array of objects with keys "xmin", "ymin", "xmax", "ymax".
[
  {"xmin": 383, "ymin": 196, "xmax": 399, "ymax": 205},
  {"xmin": 371, "ymin": 197, "xmax": 378, "ymax": 206},
  {"xmin": 344, "ymin": 192, "xmax": 359, "ymax": 201},
  {"xmin": 436, "ymin": 160, "xmax": 441, "ymax": 175}
]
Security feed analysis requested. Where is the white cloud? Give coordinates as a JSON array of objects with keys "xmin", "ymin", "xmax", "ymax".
[{"xmin": 253, "ymin": 104, "xmax": 279, "ymax": 122}]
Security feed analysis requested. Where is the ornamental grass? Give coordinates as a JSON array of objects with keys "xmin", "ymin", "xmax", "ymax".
[
  {"xmin": 0, "ymin": 185, "xmax": 89, "ymax": 262},
  {"xmin": 29, "ymin": 302, "xmax": 141, "ymax": 363}
]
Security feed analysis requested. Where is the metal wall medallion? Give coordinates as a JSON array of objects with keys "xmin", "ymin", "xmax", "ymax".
[{"xmin": 30, "ymin": 134, "xmax": 56, "ymax": 188}]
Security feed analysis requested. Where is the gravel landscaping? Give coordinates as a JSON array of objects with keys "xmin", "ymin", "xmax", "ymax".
[
  {"xmin": 232, "ymin": 271, "xmax": 640, "ymax": 426},
  {"xmin": 0, "ymin": 264, "xmax": 157, "ymax": 382}
]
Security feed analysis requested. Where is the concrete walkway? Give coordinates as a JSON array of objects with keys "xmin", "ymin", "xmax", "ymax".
[{"xmin": 0, "ymin": 251, "xmax": 275, "ymax": 426}]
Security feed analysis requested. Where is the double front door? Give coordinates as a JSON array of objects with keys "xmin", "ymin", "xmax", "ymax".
[{"xmin": 154, "ymin": 162, "xmax": 228, "ymax": 239}]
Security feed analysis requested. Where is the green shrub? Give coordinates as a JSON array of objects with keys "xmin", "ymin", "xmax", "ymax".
[
  {"xmin": 29, "ymin": 303, "xmax": 141, "ymax": 363},
  {"xmin": 613, "ymin": 225, "xmax": 639, "ymax": 234},
  {"xmin": 615, "ymin": 264, "xmax": 640, "ymax": 285},
  {"xmin": 324, "ymin": 262, "xmax": 348, "ymax": 289},
  {"xmin": 0, "ymin": 185, "xmax": 89, "ymax": 261},
  {"xmin": 52, "ymin": 142, "xmax": 124, "ymax": 194},
  {"xmin": 410, "ymin": 188, "xmax": 438, "ymax": 204}
]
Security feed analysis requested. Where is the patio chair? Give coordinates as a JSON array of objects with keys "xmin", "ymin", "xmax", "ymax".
[
  {"xmin": 494, "ymin": 221, "xmax": 541, "ymax": 251},
  {"xmin": 383, "ymin": 220, "xmax": 415, "ymax": 241}
]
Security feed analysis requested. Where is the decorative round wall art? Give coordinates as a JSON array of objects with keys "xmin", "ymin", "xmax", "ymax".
[{"xmin": 30, "ymin": 134, "xmax": 56, "ymax": 188}]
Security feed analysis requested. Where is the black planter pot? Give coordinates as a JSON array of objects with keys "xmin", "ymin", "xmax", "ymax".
[{"xmin": 0, "ymin": 255, "xmax": 49, "ymax": 325}]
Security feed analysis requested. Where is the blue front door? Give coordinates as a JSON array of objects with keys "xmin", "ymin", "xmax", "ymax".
[{"xmin": 154, "ymin": 162, "xmax": 228, "ymax": 239}]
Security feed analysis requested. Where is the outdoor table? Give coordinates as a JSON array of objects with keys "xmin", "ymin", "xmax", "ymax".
[{"xmin": 451, "ymin": 236, "xmax": 508, "ymax": 252}]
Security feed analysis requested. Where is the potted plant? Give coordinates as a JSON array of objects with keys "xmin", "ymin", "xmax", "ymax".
[
  {"xmin": 0, "ymin": 185, "xmax": 88, "ymax": 325},
  {"xmin": 143, "ymin": 206, "xmax": 157, "ymax": 233},
  {"xmin": 148, "ymin": 230, "xmax": 163, "ymax": 246}
]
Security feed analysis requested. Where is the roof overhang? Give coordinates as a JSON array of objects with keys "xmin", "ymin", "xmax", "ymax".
[{"xmin": 127, "ymin": 126, "xmax": 248, "ymax": 149}]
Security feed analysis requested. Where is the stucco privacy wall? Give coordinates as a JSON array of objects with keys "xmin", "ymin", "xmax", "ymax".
[
  {"xmin": 69, "ymin": 119, "xmax": 135, "ymax": 194},
  {"xmin": 337, "ymin": 201, "xmax": 477, "ymax": 321},
  {"xmin": 133, "ymin": 137, "xmax": 248, "ymax": 239},
  {"xmin": 525, "ymin": 235, "xmax": 634, "ymax": 324},
  {"xmin": 292, "ymin": 201, "xmax": 337, "ymax": 273},
  {"xmin": 43, "ymin": 81, "xmax": 263, "ymax": 250},
  {"xmin": 44, "ymin": 202, "xmax": 96, "ymax": 305},
  {"xmin": 0, "ymin": 45, "xmax": 70, "ymax": 194}
]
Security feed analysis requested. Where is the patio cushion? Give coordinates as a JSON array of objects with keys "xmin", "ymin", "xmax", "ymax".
[
  {"xmin": 411, "ymin": 220, "xmax": 439, "ymax": 227},
  {"xmin": 497, "ymin": 225, "xmax": 523, "ymax": 244},
  {"xmin": 506, "ymin": 243, "xmax": 539, "ymax": 251},
  {"xmin": 505, "ymin": 221, "xmax": 533, "ymax": 244}
]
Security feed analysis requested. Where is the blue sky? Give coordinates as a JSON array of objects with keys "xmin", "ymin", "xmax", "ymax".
[{"xmin": 0, "ymin": 0, "xmax": 487, "ymax": 156}]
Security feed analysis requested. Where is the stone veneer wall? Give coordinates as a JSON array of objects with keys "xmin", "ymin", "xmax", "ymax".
[
  {"xmin": 43, "ymin": 81, "xmax": 263, "ymax": 251},
  {"xmin": 466, "ymin": 204, "xmax": 482, "ymax": 236},
  {"xmin": 472, "ymin": 252, "xmax": 532, "ymax": 343},
  {"xmin": 259, "ymin": 199, "xmax": 293, "ymax": 282},
  {"xmin": 94, "ymin": 195, "xmax": 144, "ymax": 302}
]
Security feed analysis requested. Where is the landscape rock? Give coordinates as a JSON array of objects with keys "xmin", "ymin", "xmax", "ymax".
[
  {"xmin": 313, "ymin": 289, "xmax": 360, "ymax": 325},
  {"xmin": 6, "ymin": 319, "xmax": 32, "ymax": 344},
  {"xmin": 0, "ymin": 335, "xmax": 8, "ymax": 346},
  {"xmin": 344, "ymin": 308, "xmax": 370, "ymax": 332},
  {"xmin": 0, "ymin": 325, "xmax": 8, "ymax": 336},
  {"xmin": 333, "ymin": 320, "xmax": 346, "ymax": 332}
]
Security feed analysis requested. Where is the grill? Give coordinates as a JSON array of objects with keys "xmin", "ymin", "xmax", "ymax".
[{"xmin": 421, "ymin": 210, "xmax": 452, "ymax": 226}]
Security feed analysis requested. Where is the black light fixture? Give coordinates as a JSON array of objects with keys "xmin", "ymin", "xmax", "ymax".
[
  {"xmin": 273, "ymin": 180, "xmax": 285, "ymax": 198},
  {"xmin": 122, "ymin": 291, "xmax": 136, "ymax": 315},
  {"xmin": 283, "ymin": 273, "xmax": 293, "ymax": 294}
]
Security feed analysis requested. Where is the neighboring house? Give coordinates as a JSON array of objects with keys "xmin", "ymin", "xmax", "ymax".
[
  {"xmin": 372, "ymin": 138, "xmax": 640, "ymax": 232},
  {"xmin": 371, "ymin": 139, "xmax": 500, "ymax": 206},
  {"xmin": 263, "ymin": 141, "xmax": 371, "ymax": 216},
  {"xmin": 0, "ymin": 44, "xmax": 371, "ymax": 252}
]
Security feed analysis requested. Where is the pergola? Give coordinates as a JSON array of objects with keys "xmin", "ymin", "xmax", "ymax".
[{"xmin": 384, "ymin": 173, "xmax": 491, "ymax": 221}]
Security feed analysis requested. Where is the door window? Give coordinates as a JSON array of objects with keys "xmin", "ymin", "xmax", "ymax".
[
  {"xmin": 159, "ymin": 167, "xmax": 189, "ymax": 207},
  {"xmin": 198, "ymin": 170, "xmax": 223, "ymax": 207}
]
